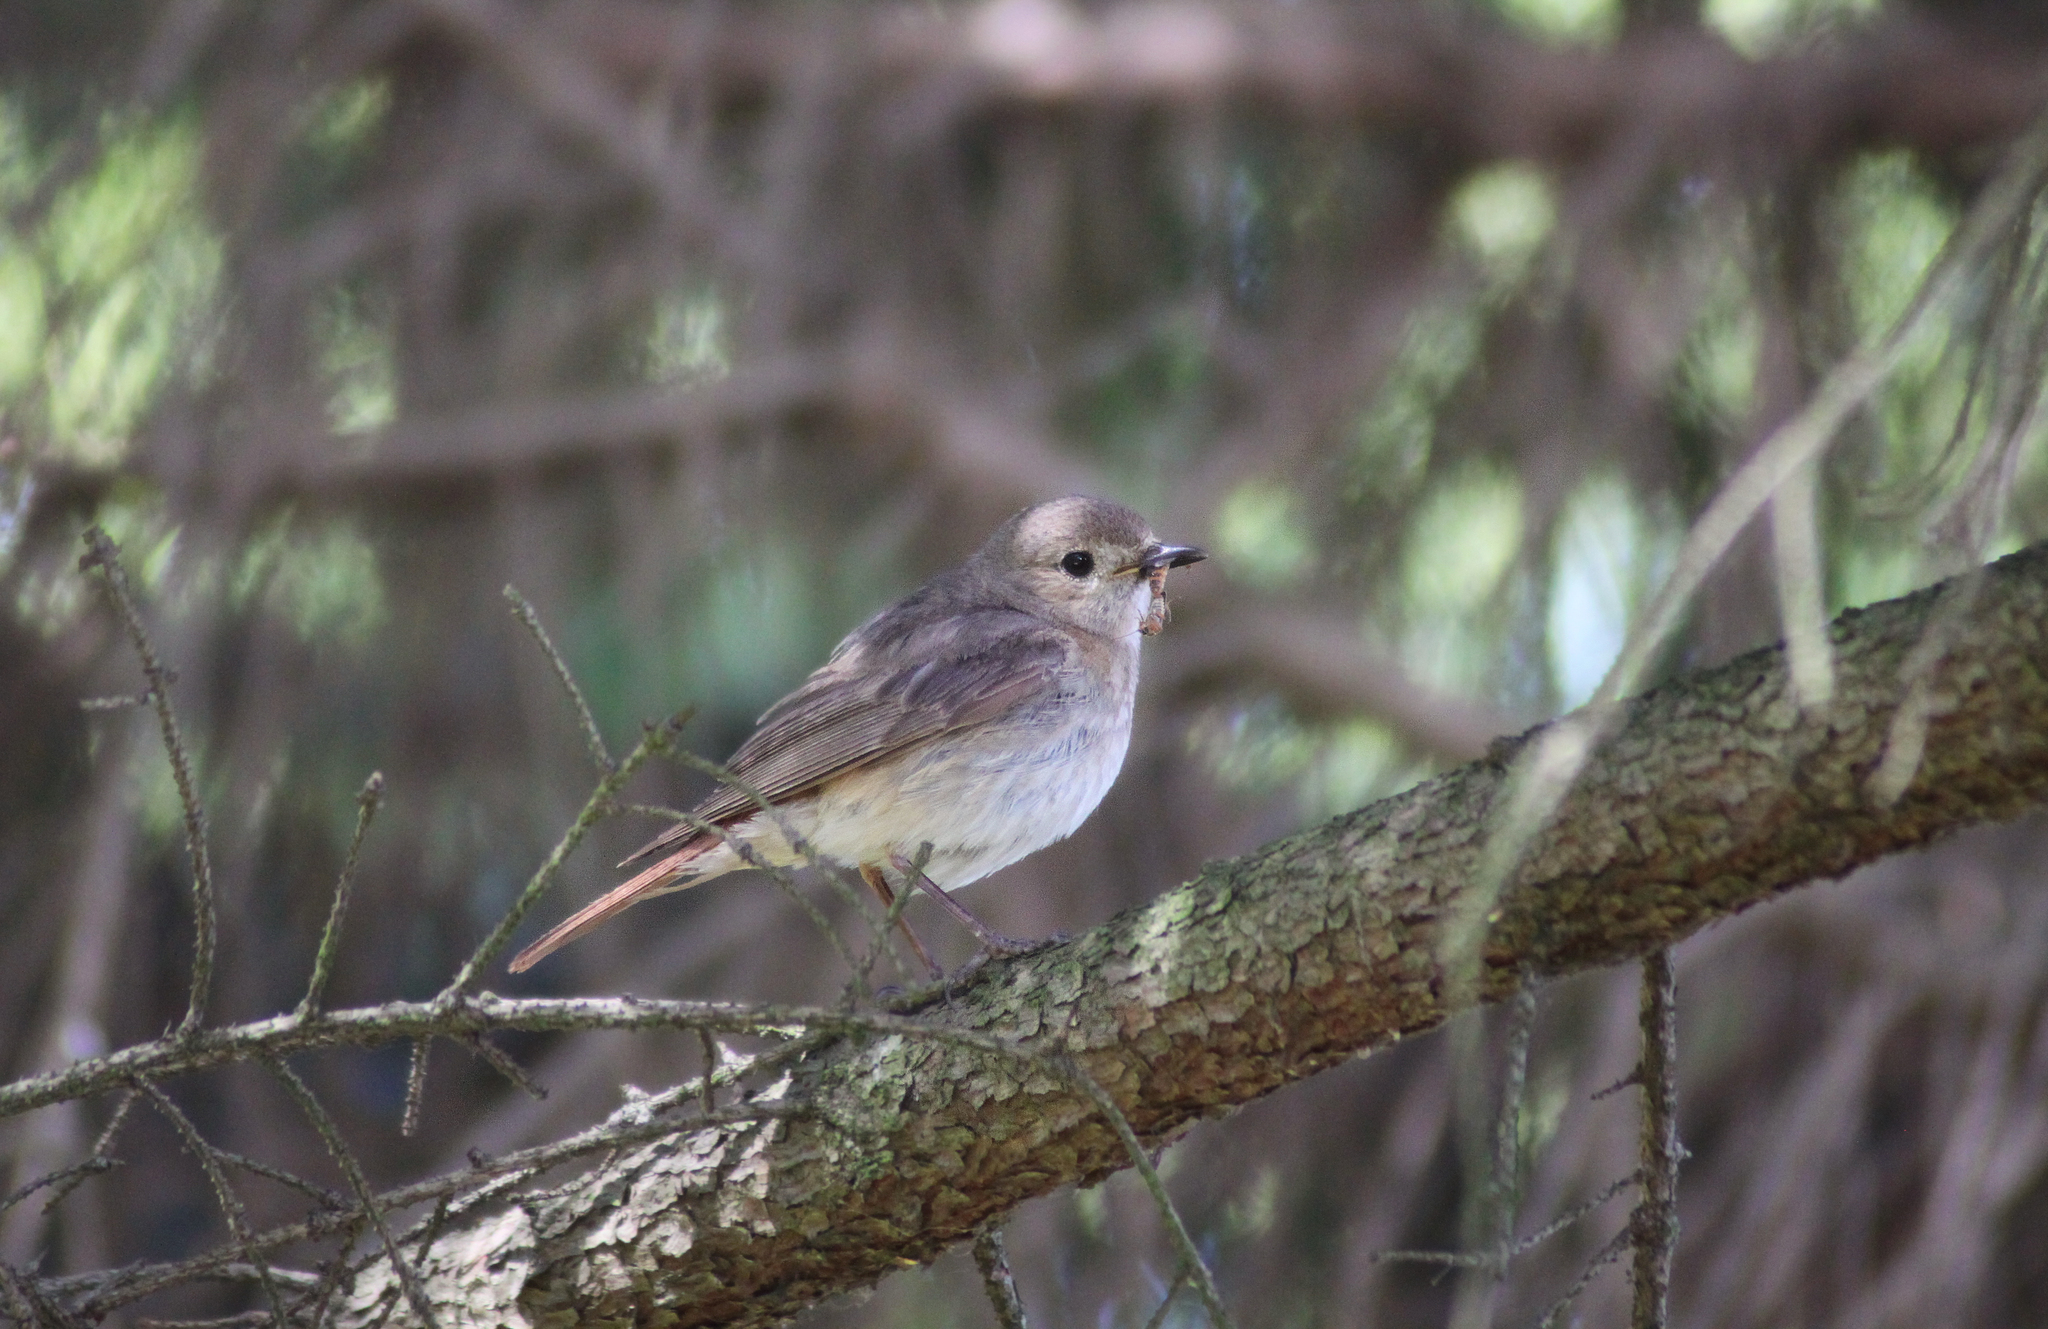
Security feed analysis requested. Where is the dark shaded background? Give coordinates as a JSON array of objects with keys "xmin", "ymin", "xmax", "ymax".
[{"xmin": 3, "ymin": 0, "xmax": 2048, "ymax": 1324}]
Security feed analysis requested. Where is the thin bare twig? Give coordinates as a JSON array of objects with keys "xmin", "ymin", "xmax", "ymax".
[
  {"xmin": 80, "ymin": 527, "xmax": 216, "ymax": 1035},
  {"xmin": 1376, "ymin": 1171, "xmax": 1641, "ymax": 1271},
  {"xmin": 461, "ymin": 1033, "xmax": 547, "ymax": 1101},
  {"xmin": 136, "ymin": 1312, "xmax": 285, "ymax": 1329},
  {"xmin": 971, "ymin": 1225, "xmax": 1029, "ymax": 1329},
  {"xmin": 77, "ymin": 692, "xmax": 153, "ymax": 712},
  {"xmin": 0, "ymin": 1158, "xmax": 119, "ymax": 1222},
  {"xmin": 209, "ymin": 1147, "xmax": 347, "ymax": 1213},
  {"xmin": 401, "ymin": 1041, "xmax": 430, "ymax": 1139},
  {"xmin": 1055, "ymin": 1055, "xmax": 1237, "ymax": 1329},
  {"xmin": 1, "ymin": 1258, "xmax": 82, "ymax": 1329},
  {"xmin": 265, "ymin": 1058, "xmax": 442, "ymax": 1329},
  {"xmin": 0, "ymin": 992, "xmax": 862, "ymax": 1120},
  {"xmin": 1490, "ymin": 978, "xmax": 1538, "ymax": 1264},
  {"xmin": 1511, "ymin": 1173, "xmax": 1642, "ymax": 1260},
  {"xmin": 697, "ymin": 1029, "xmax": 719, "ymax": 1116},
  {"xmin": 298, "ymin": 773, "xmax": 385, "ymax": 1020},
  {"xmin": 199, "ymin": 1265, "xmax": 342, "ymax": 1293},
  {"xmin": 1630, "ymin": 951, "xmax": 1680, "ymax": 1329},
  {"xmin": 36, "ymin": 1090, "xmax": 137, "ymax": 1218},
  {"xmin": 848, "ymin": 839, "xmax": 931, "ymax": 1003},
  {"xmin": 1395, "ymin": 973, "xmax": 1537, "ymax": 1322},
  {"xmin": 447, "ymin": 710, "xmax": 688, "ymax": 993},
  {"xmin": 137, "ymin": 1081, "xmax": 290, "ymax": 1329},
  {"xmin": 1142, "ymin": 1267, "xmax": 1192, "ymax": 1329},
  {"xmin": 1538, "ymin": 1223, "xmax": 1635, "ymax": 1329},
  {"xmin": 503, "ymin": 585, "xmax": 613, "ymax": 773}
]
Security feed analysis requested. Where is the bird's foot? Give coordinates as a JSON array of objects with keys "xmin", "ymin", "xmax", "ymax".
[
  {"xmin": 875, "ymin": 935, "xmax": 1062, "ymax": 1012},
  {"xmin": 950, "ymin": 932, "xmax": 1060, "ymax": 985}
]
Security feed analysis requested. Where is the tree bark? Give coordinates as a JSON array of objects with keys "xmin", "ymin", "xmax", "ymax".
[{"xmin": 344, "ymin": 542, "xmax": 2048, "ymax": 1328}]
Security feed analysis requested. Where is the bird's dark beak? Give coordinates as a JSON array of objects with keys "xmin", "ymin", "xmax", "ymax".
[{"xmin": 1139, "ymin": 543, "xmax": 1207, "ymax": 574}]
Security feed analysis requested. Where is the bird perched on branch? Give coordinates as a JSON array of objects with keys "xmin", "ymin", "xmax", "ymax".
[{"xmin": 509, "ymin": 495, "xmax": 1205, "ymax": 978}]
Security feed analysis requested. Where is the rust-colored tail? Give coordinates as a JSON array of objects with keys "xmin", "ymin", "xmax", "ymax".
[{"xmin": 508, "ymin": 839, "xmax": 712, "ymax": 972}]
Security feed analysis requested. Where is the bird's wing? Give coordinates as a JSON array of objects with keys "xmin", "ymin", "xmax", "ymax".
[{"xmin": 618, "ymin": 609, "xmax": 1073, "ymax": 867}]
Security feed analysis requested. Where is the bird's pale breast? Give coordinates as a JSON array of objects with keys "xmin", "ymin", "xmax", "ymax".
[{"xmin": 727, "ymin": 636, "xmax": 1140, "ymax": 891}]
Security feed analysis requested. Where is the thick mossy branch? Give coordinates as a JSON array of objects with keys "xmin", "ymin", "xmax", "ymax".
[{"xmin": 351, "ymin": 545, "xmax": 2048, "ymax": 1328}]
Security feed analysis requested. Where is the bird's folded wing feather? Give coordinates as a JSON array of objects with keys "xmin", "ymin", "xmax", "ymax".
[{"xmin": 619, "ymin": 609, "xmax": 1073, "ymax": 867}]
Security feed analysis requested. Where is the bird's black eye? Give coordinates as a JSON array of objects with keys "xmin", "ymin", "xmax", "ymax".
[{"xmin": 1060, "ymin": 550, "xmax": 1095, "ymax": 578}]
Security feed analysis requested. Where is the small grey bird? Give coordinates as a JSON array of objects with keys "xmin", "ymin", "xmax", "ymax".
[{"xmin": 508, "ymin": 496, "xmax": 1205, "ymax": 976}]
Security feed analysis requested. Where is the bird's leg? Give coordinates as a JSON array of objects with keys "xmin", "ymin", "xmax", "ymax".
[
  {"xmin": 889, "ymin": 854, "xmax": 1042, "ymax": 959},
  {"xmin": 859, "ymin": 863, "xmax": 943, "ymax": 980}
]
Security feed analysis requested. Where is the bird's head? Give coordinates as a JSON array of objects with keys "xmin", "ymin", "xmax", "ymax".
[{"xmin": 975, "ymin": 496, "xmax": 1206, "ymax": 639}]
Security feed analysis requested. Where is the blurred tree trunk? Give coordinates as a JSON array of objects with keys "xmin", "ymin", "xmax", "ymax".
[{"xmin": 331, "ymin": 539, "xmax": 2048, "ymax": 1328}]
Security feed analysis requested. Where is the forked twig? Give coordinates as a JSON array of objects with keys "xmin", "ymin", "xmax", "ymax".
[
  {"xmin": 80, "ymin": 527, "xmax": 216, "ymax": 1035},
  {"xmin": 1538, "ymin": 1223, "xmax": 1634, "ymax": 1329},
  {"xmin": 1373, "ymin": 1171, "xmax": 1638, "ymax": 1271},
  {"xmin": 266, "ymin": 1058, "xmax": 442, "ymax": 1329},
  {"xmin": 1377, "ymin": 979, "xmax": 1628, "ymax": 1292},
  {"xmin": 444, "ymin": 711, "xmax": 688, "ymax": 994},
  {"xmin": 37, "ymin": 1090, "xmax": 138, "ymax": 1218},
  {"xmin": 137, "ymin": 1081, "xmax": 290, "ymax": 1329},
  {"xmin": 0, "ymin": 1157, "xmax": 120, "ymax": 1221},
  {"xmin": 1142, "ymin": 1267, "xmax": 1192, "ymax": 1329},
  {"xmin": 1, "ymin": 1259, "xmax": 80, "ymax": 1329}
]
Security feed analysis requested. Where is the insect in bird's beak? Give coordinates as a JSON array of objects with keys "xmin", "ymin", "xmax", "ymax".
[{"xmin": 1126, "ymin": 544, "xmax": 1206, "ymax": 635}]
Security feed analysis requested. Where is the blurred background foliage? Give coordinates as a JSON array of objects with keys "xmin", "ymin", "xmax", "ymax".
[{"xmin": 3, "ymin": 0, "xmax": 2048, "ymax": 1324}]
